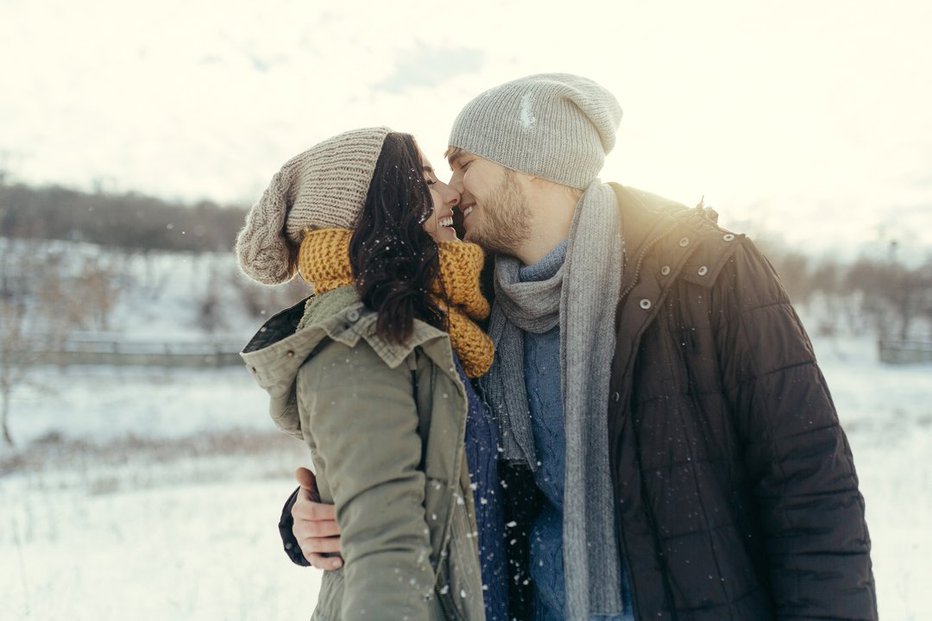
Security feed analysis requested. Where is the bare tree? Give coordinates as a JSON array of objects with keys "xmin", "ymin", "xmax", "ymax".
[
  {"xmin": 845, "ymin": 244, "xmax": 932, "ymax": 341},
  {"xmin": 0, "ymin": 297, "xmax": 30, "ymax": 445},
  {"xmin": 230, "ymin": 267, "xmax": 309, "ymax": 321},
  {"xmin": 196, "ymin": 265, "xmax": 227, "ymax": 335},
  {"xmin": 75, "ymin": 255, "xmax": 123, "ymax": 331},
  {"xmin": 0, "ymin": 240, "xmax": 81, "ymax": 446}
]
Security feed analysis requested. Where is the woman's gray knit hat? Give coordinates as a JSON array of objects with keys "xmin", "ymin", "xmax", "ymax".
[
  {"xmin": 235, "ymin": 127, "xmax": 392, "ymax": 285},
  {"xmin": 448, "ymin": 73, "xmax": 622, "ymax": 189}
]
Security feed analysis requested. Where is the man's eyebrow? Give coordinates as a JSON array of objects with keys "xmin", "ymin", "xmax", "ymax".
[{"xmin": 445, "ymin": 147, "xmax": 465, "ymax": 168}]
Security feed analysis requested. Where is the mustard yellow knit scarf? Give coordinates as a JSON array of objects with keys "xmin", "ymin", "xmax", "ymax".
[{"xmin": 297, "ymin": 228, "xmax": 495, "ymax": 378}]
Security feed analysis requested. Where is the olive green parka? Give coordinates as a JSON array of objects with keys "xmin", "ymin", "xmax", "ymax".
[{"xmin": 242, "ymin": 286, "xmax": 486, "ymax": 621}]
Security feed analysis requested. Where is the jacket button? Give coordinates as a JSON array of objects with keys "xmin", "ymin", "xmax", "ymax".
[
  {"xmin": 639, "ymin": 299, "xmax": 652, "ymax": 310},
  {"xmin": 286, "ymin": 350, "xmax": 295, "ymax": 357},
  {"xmin": 612, "ymin": 392, "xmax": 620, "ymax": 402},
  {"xmin": 697, "ymin": 266, "xmax": 709, "ymax": 276},
  {"xmin": 723, "ymin": 233, "xmax": 735, "ymax": 242},
  {"xmin": 679, "ymin": 237, "xmax": 690, "ymax": 247},
  {"xmin": 660, "ymin": 265, "xmax": 671, "ymax": 276},
  {"xmin": 346, "ymin": 309, "xmax": 360, "ymax": 322}
]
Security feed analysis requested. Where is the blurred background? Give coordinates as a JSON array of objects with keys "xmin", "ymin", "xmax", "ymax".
[{"xmin": 1, "ymin": 0, "xmax": 930, "ymax": 619}]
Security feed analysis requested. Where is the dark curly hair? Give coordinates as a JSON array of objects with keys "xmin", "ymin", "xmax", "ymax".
[{"xmin": 349, "ymin": 132, "xmax": 445, "ymax": 344}]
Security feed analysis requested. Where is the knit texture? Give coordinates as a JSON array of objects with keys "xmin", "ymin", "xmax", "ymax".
[
  {"xmin": 455, "ymin": 356, "xmax": 508, "ymax": 621},
  {"xmin": 448, "ymin": 73, "xmax": 622, "ymax": 189},
  {"xmin": 434, "ymin": 240, "xmax": 494, "ymax": 378},
  {"xmin": 235, "ymin": 127, "xmax": 392, "ymax": 285},
  {"xmin": 519, "ymin": 245, "xmax": 634, "ymax": 621},
  {"xmin": 297, "ymin": 228, "xmax": 495, "ymax": 378},
  {"xmin": 481, "ymin": 181, "xmax": 624, "ymax": 620}
]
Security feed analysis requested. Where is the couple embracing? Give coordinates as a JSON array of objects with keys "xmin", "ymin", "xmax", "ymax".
[{"xmin": 237, "ymin": 74, "xmax": 876, "ymax": 621}]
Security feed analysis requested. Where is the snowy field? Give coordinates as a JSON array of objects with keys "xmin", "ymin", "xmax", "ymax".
[{"xmin": 1, "ymin": 336, "xmax": 931, "ymax": 620}]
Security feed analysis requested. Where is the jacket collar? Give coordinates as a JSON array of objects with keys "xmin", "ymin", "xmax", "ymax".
[
  {"xmin": 323, "ymin": 299, "xmax": 452, "ymax": 371},
  {"xmin": 611, "ymin": 183, "xmax": 685, "ymax": 294},
  {"xmin": 241, "ymin": 286, "xmax": 456, "ymax": 391}
]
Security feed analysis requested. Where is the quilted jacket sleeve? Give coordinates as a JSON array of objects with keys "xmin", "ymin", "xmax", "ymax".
[
  {"xmin": 296, "ymin": 340, "xmax": 434, "ymax": 621},
  {"xmin": 713, "ymin": 238, "xmax": 877, "ymax": 620}
]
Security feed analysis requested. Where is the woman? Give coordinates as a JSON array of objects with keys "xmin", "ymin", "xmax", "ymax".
[{"xmin": 237, "ymin": 127, "xmax": 506, "ymax": 620}]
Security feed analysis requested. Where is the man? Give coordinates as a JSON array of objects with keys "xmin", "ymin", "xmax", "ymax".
[{"xmin": 281, "ymin": 74, "xmax": 877, "ymax": 620}]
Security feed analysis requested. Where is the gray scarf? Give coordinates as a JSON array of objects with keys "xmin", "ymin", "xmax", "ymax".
[{"xmin": 482, "ymin": 180, "xmax": 624, "ymax": 620}]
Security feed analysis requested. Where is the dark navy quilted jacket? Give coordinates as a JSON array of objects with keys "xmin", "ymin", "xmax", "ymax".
[{"xmin": 604, "ymin": 184, "xmax": 876, "ymax": 620}]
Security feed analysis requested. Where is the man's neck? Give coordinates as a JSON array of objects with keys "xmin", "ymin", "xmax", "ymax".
[
  {"xmin": 519, "ymin": 228, "xmax": 569, "ymax": 266},
  {"xmin": 515, "ymin": 191, "xmax": 578, "ymax": 266}
]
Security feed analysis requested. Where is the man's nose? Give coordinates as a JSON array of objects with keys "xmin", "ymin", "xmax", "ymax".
[{"xmin": 448, "ymin": 172, "xmax": 464, "ymax": 193}]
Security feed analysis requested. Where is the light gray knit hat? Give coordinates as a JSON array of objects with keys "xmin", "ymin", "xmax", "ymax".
[
  {"xmin": 235, "ymin": 127, "xmax": 392, "ymax": 285},
  {"xmin": 448, "ymin": 73, "xmax": 622, "ymax": 189}
]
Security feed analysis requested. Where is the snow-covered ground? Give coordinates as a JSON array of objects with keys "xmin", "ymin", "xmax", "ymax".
[
  {"xmin": 0, "ymin": 366, "xmax": 317, "ymax": 620},
  {"xmin": 1, "ymin": 334, "xmax": 931, "ymax": 620}
]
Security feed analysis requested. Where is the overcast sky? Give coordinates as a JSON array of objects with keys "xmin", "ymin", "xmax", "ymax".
[{"xmin": 2, "ymin": 0, "xmax": 931, "ymax": 257}]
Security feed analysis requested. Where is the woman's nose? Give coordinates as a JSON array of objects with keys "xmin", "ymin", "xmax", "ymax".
[{"xmin": 442, "ymin": 184, "xmax": 460, "ymax": 207}]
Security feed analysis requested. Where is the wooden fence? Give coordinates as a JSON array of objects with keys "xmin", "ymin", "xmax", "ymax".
[
  {"xmin": 878, "ymin": 340, "xmax": 932, "ymax": 365},
  {"xmin": 22, "ymin": 338, "xmax": 246, "ymax": 368},
  {"xmin": 17, "ymin": 338, "xmax": 932, "ymax": 367}
]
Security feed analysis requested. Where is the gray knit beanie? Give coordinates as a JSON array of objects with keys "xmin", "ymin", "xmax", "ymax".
[
  {"xmin": 235, "ymin": 127, "xmax": 392, "ymax": 285},
  {"xmin": 448, "ymin": 73, "xmax": 622, "ymax": 189}
]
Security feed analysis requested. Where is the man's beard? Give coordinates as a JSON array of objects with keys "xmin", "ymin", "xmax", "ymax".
[{"xmin": 465, "ymin": 171, "xmax": 532, "ymax": 258}]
